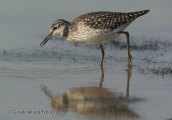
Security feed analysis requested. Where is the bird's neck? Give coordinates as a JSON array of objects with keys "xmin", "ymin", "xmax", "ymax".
[{"xmin": 61, "ymin": 22, "xmax": 71, "ymax": 38}]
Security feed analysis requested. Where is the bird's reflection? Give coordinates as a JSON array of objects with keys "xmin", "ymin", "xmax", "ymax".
[{"xmin": 41, "ymin": 65, "xmax": 144, "ymax": 119}]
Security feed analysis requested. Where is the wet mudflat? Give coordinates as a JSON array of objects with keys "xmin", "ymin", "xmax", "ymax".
[{"xmin": 1, "ymin": 37, "xmax": 172, "ymax": 120}]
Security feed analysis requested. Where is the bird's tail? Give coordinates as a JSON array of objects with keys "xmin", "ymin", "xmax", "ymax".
[
  {"xmin": 115, "ymin": 10, "xmax": 149, "ymax": 27},
  {"xmin": 126, "ymin": 10, "xmax": 149, "ymax": 19}
]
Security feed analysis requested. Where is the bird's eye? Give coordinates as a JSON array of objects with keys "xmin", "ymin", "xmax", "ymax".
[{"xmin": 53, "ymin": 27, "xmax": 57, "ymax": 30}]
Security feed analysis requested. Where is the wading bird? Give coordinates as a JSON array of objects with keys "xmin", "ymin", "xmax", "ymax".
[{"xmin": 40, "ymin": 10, "xmax": 149, "ymax": 67}]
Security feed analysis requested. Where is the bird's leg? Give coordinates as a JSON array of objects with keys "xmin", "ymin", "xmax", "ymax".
[
  {"xmin": 118, "ymin": 31, "xmax": 132, "ymax": 67},
  {"xmin": 126, "ymin": 64, "xmax": 132, "ymax": 96},
  {"xmin": 99, "ymin": 63, "xmax": 104, "ymax": 88},
  {"xmin": 100, "ymin": 44, "xmax": 104, "ymax": 66}
]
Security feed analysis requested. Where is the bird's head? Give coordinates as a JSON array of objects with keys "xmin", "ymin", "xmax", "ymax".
[{"xmin": 40, "ymin": 19, "xmax": 70, "ymax": 47}]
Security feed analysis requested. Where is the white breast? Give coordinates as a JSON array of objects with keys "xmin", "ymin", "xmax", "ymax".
[{"xmin": 67, "ymin": 21, "xmax": 133, "ymax": 45}]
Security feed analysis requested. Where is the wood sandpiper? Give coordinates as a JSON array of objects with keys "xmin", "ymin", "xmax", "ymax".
[{"xmin": 40, "ymin": 10, "xmax": 149, "ymax": 67}]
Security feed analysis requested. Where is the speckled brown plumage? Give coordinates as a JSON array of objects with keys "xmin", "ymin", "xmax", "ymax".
[{"xmin": 70, "ymin": 10, "xmax": 149, "ymax": 32}]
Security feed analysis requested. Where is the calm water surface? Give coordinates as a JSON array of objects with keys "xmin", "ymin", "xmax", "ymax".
[{"xmin": 0, "ymin": 0, "xmax": 172, "ymax": 120}]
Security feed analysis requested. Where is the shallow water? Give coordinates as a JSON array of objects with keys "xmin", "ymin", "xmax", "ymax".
[{"xmin": 1, "ymin": 0, "xmax": 172, "ymax": 120}]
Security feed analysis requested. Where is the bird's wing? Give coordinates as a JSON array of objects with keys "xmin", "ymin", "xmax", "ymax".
[{"xmin": 71, "ymin": 10, "xmax": 149, "ymax": 30}]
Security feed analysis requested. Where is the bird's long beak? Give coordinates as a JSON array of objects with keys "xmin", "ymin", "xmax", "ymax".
[{"xmin": 40, "ymin": 33, "xmax": 53, "ymax": 47}]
